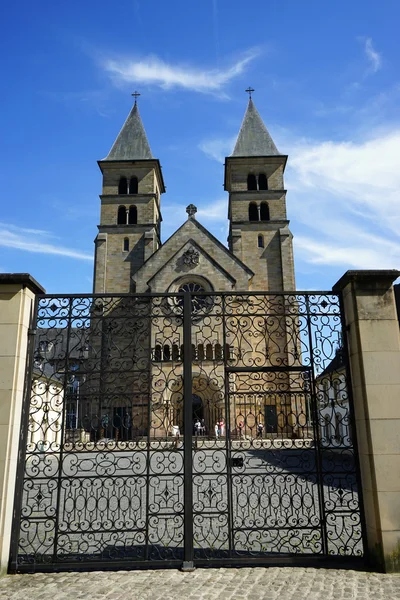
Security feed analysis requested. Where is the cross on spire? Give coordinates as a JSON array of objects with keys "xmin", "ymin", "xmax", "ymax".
[
  {"xmin": 245, "ymin": 87, "xmax": 255, "ymax": 99},
  {"xmin": 132, "ymin": 91, "xmax": 141, "ymax": 105}
]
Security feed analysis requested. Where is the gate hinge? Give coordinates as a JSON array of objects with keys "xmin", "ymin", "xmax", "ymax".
[{"xmin": 28, "ymin": 328, "xmax": 37, "ymax": 336}]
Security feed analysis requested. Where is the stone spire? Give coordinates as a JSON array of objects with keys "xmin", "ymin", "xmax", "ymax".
[
  {"xmin": 231, "ymin": 98, "xmax": 280, "ymax": 157},
  {"xmin": 105, "ymin": 100, "xmax": 153, "ymax": 160}
]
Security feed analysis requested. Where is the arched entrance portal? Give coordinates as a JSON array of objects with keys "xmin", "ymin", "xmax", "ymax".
[
  {"xmin": 192, "ymin": 394, "xmax": 203, "ymax": 422},
  {"xmin": 168, "ymin": 375, "xmax": 224, "ymax": 436}
]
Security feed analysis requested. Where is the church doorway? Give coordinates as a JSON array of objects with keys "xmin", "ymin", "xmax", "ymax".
[
  {"xmin": 192, "ymin": 394, "xmax": 204, "ymax": 435},
  {"xmin": 192, "ymin": 394, "xmax": 203, "ymax": 421}
]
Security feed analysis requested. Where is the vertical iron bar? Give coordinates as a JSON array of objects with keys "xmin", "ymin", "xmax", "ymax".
[
  {"xmin": 305, "ymin": 293, "xmax": 328, "ymax": 556},
  {"xmin": 8, "ymin": 294, "xmax": 39, "ymax": 572},
  {"xmin": 181, "ymin": 292, "xmax": 194, "ymax": 571},
  {"xmin": 144, "ymin": 296, "xmax": 153, "ymax": 561},
  {"xmin": 338, "ymin": 290, "xmax": 368, "ymax": 557},
  {"xmin": 223, "ymin": 294, "xmax": 234, "ymax": 555},
  {"xmin": 52, "ymin": 296, "xmax": 74, "ymax": 564}
]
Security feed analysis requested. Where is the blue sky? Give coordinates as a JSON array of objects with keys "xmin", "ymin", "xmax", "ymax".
[{"xmin": 1, "ymin": 0, "xmax": 399, "ymax": 293}]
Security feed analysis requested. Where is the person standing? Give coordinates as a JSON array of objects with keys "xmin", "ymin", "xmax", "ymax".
[
  {"xmin": 214, "ymin": 422, "xmax": 219, "ymax": 439},
  {"xmin": 257, "ymin": 421, "xmax": 264, "ymax": 438}
]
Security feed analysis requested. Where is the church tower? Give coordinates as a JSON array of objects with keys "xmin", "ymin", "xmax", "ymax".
[
  {"xmin": 93, "ymin": 97, "xmax": 165, "ymax": 293},
  {"xmin": 225, "ymin": 97, "xmax": 295, "ymax": 291}
]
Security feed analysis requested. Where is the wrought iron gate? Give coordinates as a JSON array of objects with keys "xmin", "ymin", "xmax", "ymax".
[{"xmin": 9, "ymin": 291, "xmax": 365, "ymax": 572}]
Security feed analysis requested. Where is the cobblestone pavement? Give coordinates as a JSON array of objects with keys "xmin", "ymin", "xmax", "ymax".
[{"xmin": 0, "ymin": 567, "xmax": 399, "ymax": 600}]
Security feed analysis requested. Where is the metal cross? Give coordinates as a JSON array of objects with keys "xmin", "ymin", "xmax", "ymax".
[
  {"xmin": 132, "ymin": 91, "xmax": 141, "ymax": 104},
  {"xmin": 245, "ymin": 87, "xmax": 255, "ymax": 98}
]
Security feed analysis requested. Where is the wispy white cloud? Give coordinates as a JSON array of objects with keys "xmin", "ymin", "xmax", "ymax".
[
  {"xmin": 198, "ymin": 135, "xmax": 236, "ymax": 162},
  {"xmin": 0, "ymin": 222, "xmax": 55, "ymax": 238},
  {"xmin": 288, "ymin": 130, "xmax": 400, "ymax": 234},
  {"xmin": 197, "ymin": 199, "xmax": 227, "ymax": 221},
  {"xmin": 286, "ymin": 128, "xmax": 400, "ymax": 271},
  {"xmin": 295, "ymin": 229, "xmax": 400, "ymax": 270},
  {"xmin": 0, "ymin": 224, "xmax": 93, "ymax": 261},
  {"xmin": 364, "ymin": 37, "xmax": 382, "ymax": 73},
  {"xmin": 102, "ymin": 51, "xmax": 259, "ymax": 96}
]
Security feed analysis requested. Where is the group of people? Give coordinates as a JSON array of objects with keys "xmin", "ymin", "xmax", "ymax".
[
  {"xmin": 171, "ymin": 418, "xmax": 265, "ymax": 447},
  {"xmin": 238, "ymin": 420, "xmax": 264, "ymax": 438},
  {"xmin": 194, "ymin": 419, "xmax": 206, "ymax": 436},
  {"xmin": 214, "ymin": 419, "xmax": 225, "ymax": 438}
]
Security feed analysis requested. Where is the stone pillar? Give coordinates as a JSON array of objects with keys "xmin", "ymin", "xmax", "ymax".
[
  {"xmin": 0, "ymin": 274, "xmax": 45, "ymax": 574},
  {"xmin": 333, "ymin": 270, "xmax": 400, "ymax": 572},
  {"xmin": 93, "ymin": 232, "xmax": 107, "ymax": 293}
]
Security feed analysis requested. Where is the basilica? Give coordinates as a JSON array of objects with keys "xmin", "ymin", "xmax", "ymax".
[
  {"xmin": 84, "ymin": 96, "xmax": 303, "ymax": 441},
  {"xmin": 93, "ymin": 96, "xmax": 296, "ymax": 296}
]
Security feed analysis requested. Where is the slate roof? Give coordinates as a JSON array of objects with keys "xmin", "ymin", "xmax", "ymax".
[
  {"xmin": 231, "ymin": 98, "xmax": 280, "ymax": 157},
  {"xmin": 104, "ymin": 102, "xmax": 153, "ymax": 160},
  {"xmin": 317, "ymin": 348, "xmax": 345, "ymax": 379}
]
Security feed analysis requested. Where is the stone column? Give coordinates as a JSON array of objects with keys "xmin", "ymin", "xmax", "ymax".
[
  {"xmin": 0, "ymin": 274, "xmax": 45, "ymax": 574},
  {"xmin": 333, "ymin": 270, "xmax": 400, "ymax": 572}
]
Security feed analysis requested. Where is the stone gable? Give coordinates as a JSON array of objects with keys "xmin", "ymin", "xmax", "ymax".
[{"xmin": 133, "ymin": 218, "xmax": 253, "ymax": 293}]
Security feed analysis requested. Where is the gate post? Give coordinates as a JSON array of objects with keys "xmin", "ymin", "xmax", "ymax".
[
  {"xmin": 0, "ymin": 274, "xmax": 44, "ymax": 575},
  {"xmin": 333, "ymin": 270, "xmax": 400, "ymax": 572}
]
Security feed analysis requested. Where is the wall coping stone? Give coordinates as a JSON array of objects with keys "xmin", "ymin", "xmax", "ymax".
[
  {"xmin": 333, "ymin": 270, "xmax": 400, "ymax": 292},
  {"xmin": 0, "ymin": 273, "xmax": 45, "ymax": 295}
]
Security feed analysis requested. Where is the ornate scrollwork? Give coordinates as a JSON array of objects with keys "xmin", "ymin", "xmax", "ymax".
[{"xmin": 13, "ymin": 291, "xmax": 363, "ymax": 571}]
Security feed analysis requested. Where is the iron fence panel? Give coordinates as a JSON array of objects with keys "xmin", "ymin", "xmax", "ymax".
[{"xmin": 9, "ymin": 291, "xmax": 365, "ymax": 572}]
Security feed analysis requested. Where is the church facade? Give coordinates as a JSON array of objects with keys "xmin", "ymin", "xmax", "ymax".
[
  {"xmin": 87, "ymin": 98, "xmax": 304, "ymax": 440},
  {"xmin": 11, "ymin": 96, "xmax": 364, "ymax": 572}
]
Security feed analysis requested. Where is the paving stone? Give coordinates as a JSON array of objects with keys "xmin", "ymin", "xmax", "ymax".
[{"xmin": 0, "ymin": 567, "xmax": 399, "ymax": 600}]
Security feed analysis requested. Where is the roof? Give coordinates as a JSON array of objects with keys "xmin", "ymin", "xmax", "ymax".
[
  {"xmin": 104, "ymin": 102, "xmax": 153, "ymax": 161},
  {"xmin": 231, "ymin": 98, "xmax": 280, "ymax": 157},
  {"xmin": 317, "ymin": 348, "xmax": 345, "ymax": 379}
]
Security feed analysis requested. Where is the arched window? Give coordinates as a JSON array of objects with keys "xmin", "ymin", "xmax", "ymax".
[
  {"xmin": 247, "ymin": 174, "xmax": 257, "ymax": 190},
  {"xmin": 191, "ymin": 344, "xmax": 197, "ymax": 360},
  {"xmin": 249, "ymin": 202, "xmax": 259, "ymax": 222},
  {"xmin": 198, "ymin": 344, "xmax": 204, "ymax": 360},
  {"xmin": 215, "ymin": 343, "xmax": 222, "ymax": 360},
  {"xmin": 172, "ymin": 344, "xmax": 179, "ymax": 361},
  {"xmin": 225, "ymin": 344, "xmax": 232, "ymax": 360},
  {"xmin": 117, "ymin": 206, "xmax": 126, "ymax": 225},
  {"xmin": 258, "ymin": 235, "xmax": 264, "ymax": 248},
  {"xmin": 154, "ymin": 345, "xmax": 161, "ymax": 361},
  {"xmin": 123, "ymin": 238, "xmax": 129, "ymax": 252},
  {"xmin": 258, "ymin": 174, "xmax": 268, "ymax": 190},
  {"xmin": 163, "ymin": 345, "xmax": 171, "ymax": 361},
  {"xmin": 118, "ymin": 177, "xmax": 128, "ymax": 195},
  {"xmin": 260, "ymin": 202, "xmax": 269, "ymax": 221},
  {"xmin": 129, "ymin": 176, "xmax": 138, "ymax": 194},
  {"xmin": 128, "ymin": 206, "xmax": 137, "ymax": 225},
  {"xmin": 206, "ymin": 344, "xmax": 213, "ymax": 360}
]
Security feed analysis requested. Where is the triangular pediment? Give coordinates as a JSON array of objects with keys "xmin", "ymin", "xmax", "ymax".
[{"xmin": 132, "ymin": 218, "xmax": 253, "ymax": 293}]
